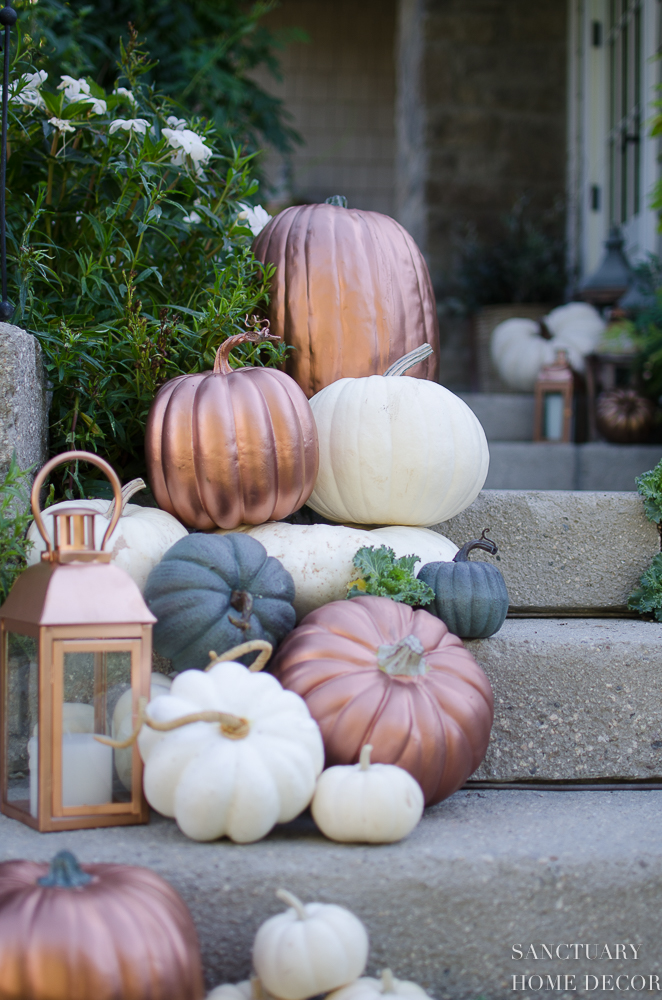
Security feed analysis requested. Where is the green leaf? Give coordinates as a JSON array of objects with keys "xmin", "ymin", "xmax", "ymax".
[
  {"xmin": 347, "ymin": 546, "xmax": 435, "ymax": 607},
  {"xmin": 628, "ymin": 552, "xmax": 662, "ymax": 622},
  {"xmin": 635, "ymin": 458, "xmax": 662, "ymax": 524}
]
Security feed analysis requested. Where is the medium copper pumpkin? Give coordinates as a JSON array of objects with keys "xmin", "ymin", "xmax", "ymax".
[
  {"xmin": 253, "ymin": 201, "xmax": 440, "ymax": 397},
  {"xmin": 145, "ymin": 328, "xmax": 319, "ymax": 529},
  {"xmin": 0, "ymin": 850, "xmax": 205, "ymax": 1000},
  {"xmin": 270, "ymin": 595, "xmax": 494, "ymax": 805}
]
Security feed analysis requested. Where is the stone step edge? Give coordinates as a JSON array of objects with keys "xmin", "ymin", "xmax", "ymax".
[
  {"xmin": 466, "ymin": 778, "xmax": 662, "ymax": 791},
  {"xmin": 506, "ymin": 606, "xmax": 637, "ymax": 617}
]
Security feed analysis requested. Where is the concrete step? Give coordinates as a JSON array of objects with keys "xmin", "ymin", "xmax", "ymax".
[
  {"xmin": 2, "ymin": 791, "xmax": 661, "ymax": 999},
  {"xmin": 466, "ymin": 618, "xmax": 662, "ymax": 783},
  {"xmin": 483, "ymin": 442, "xmax": 662, "ymax": 491},
  {"xmin": 439, "ymin": 489, "xmax": 659, "ymax": 615}
]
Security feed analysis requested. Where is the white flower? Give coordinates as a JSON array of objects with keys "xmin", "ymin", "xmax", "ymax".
[
  {"xmin": 237, "ymin": 203, "xmax": 271, "ymax": 237},
  {"xmin": 165, "ymin": 115, "xmax": 187, "ymax": 131},
  {"xmin": 3, "ymin": 70, "xmax": 47, "ymax": 108},
  {"xmin": 109, "ymin": 117, "xmax": 150, "ymax": 135},
  {"xmin": 182, "ymin": 210, "xmax": 202, "ymax": 224},
  {"xmin": 48, "ymin": 117, "xmax": 76, "ymax": 133},
  {"xmin": 82, "ymin": 96, "xmax": 107, "ymax": 115},
  {"xmin": 58, "ymin": 75, "xmax": 90, "ymax": 101},
  {"xmin": 114, "ymin": 87, "xmax": 137, "ymax": 105},
  {"xmin": 162, "ymin": 127, "xmax": 212, "ymax": 167}
]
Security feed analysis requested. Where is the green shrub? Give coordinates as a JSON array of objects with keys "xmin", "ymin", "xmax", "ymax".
[
  {"xmin": 0, "ymin": 456, "xmax": 34, "ymax": 604},
  {"xmin": 629, "ymin": 458, "xmax": 662, "ymax": 620}
]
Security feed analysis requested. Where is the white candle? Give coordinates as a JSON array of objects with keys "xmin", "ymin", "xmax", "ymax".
[
  {"xmin": 544, "ymin": 392, "xmax": 564, "ymax": 440},
  {"xmin": 28, "ymin": 728, "xmax": 113, "ymax": 816}
]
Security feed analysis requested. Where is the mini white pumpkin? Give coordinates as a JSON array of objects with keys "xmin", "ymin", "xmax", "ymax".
[
  {"xmin": 207, "ymin": 979, "xmax": 274, "ymax": 1000},
  {"xmin": 307, "ymin": 346, "xmax": 489, "ymax": 526},
  {"xmin": 112, "ymin": 672, "xmax": 172, "ymax": 790},
  {"xmin": 327, "ymin": 969, "xmax": 431, "ymax": 1000},
  {"xmin": 27, "ymin": 478, "xmax": 188, "ymax": 591},
  {"xmin": 253, "ymin": 889, "xmax": 369, "ymax": 1000},
  {"xmin": 543, "ymin": 301, "xmax": 605, "ymax": 355},
  {"xmin": 137, "ymin": 657, "xmax": 324, "ymax": 842},
  {"xmin": 312, "ymin": 744, "xmax": 424, "ymax": 843}
]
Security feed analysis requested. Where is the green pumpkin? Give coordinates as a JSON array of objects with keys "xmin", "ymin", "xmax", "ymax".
[
  {"xmin": 144, "ymin": 533, "xmax": 296, "ymax": 672},
  {"xmin": 418, "ymin": 530, "xmax": 509, "ymax": 639}
]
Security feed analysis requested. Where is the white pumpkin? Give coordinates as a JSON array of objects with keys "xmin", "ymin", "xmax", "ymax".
[
  {"xmin": 367, "ymin": 526, "xmax": 457, "ymax": 572},
  {"xmin": 253, "ymin": 889, "xmax": 369, "ymax": 1000},
  {"xmin": 327, "ymin": 969, "xmax": 431, "ymax": 1000},
  {"xmin": 207, "ymin": 979, "xmax": 274, "ymax": 1000},
  {"xmin": 112, "ymin": 672, "xmax": 172, "ymax": 790},
  {"xmin": 27, "ymin": 478, "xmax": 188, "ymax": 591},
  {"xmin": 307, "ymin": 346, "xmax": 489, "ymax": 526},
  {"xmin": 312, "ymin": 744, "xmax": 424, "ymax": 843},
  {"xmin": 137, "ymin": 658, "xmax": 324, "ymax": 842},
  {"xmin": 543, "ymin": 301, "xmax": 605, "ymax": 355}
]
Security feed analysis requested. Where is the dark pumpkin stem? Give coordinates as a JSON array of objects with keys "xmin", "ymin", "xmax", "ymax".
[
  {"xmin": 325, "ymin": 195, "xmax": 347, "ymax": 207},
  {"xmin": 376, "ymin": 634, "xmax": 428, "ymax": 676},
  {"xmin": 213, "ymin": 316, "xmax": 280, "ymax": 375},
  {"xmin": 454, "ymin": 528, "xmax": 498, "ymax": 563},
  {"xmin": 538, "ymin": 319, "xmax": 553, "ymax": 340},
  {"xmin": 229, "ymin": 590, "xmax": 254, "ymax": 632},
  {"xmin": 37, "ymin": 851, "xmax": 93, "ymax": 889}
]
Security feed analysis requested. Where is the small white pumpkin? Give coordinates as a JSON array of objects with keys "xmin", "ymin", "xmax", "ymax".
[
  {"xmin": 27, "ymin": 478, "xmax": 188, "ymax": 591},
  {"xmin": 543, "ymin": 301, "xmax": 605, "ymax": 355},
  {"xmin": 312, "ymin": 744, "xmax": 424, "ymax": 843},
  {"xmin": 112, "ymin": 672, "xmax": 172, "ymax": 790},
  {"xmin": 253, "ymin": 889, "xmax": 369, "ymax": 1000},
  {"xmin": 137, "ymin": 657, "xmax": 324, "ymax": 843},
  {"xmin": 327, "ymin": 969, "xmax": 432, "ymax": 1000},
  {"xmin": 307, "ymin": 346, "xmax": 489, "ymax": 526},
  {"xmin": 207, "ymin": 979, "xmax": 274, "ymax": 1000}
]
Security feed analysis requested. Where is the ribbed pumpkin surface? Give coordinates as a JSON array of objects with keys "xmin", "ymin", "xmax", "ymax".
[
  {"xmin": 253, "ymin": 203, "xmax": 440, "ymax": 397},
  {"xmin": 418, "ymin": 560, "xmax": 509, "ymax": 639}
]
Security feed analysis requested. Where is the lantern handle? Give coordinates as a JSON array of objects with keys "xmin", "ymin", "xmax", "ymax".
[{"xmin": 30, "ymin": 450, "xmax": 123, "ymax": 554}]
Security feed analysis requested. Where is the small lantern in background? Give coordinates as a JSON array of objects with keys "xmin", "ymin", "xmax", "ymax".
[
  {"xmin": 533, "ymin": 350, "xmax": 575, "ymax": 443},
  {"xmin": 0, "ymin": 451, "xmax": 155, "ymax": 832}
]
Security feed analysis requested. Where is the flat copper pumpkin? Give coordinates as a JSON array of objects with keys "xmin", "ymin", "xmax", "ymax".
[
  {"xmin": 145, "ymin": 330, "xmax": 319, "ymax": 530},
  {"xmin": 253, "ymin": 202, "xmax": 440, "ymax": 397},
  {"xmin": 270, "ymin": 595, "xmax": 494, "ymax": 805},
  {"xmin": 0, "ymin": 850, "xmax": 205, "ymax": 1000}
]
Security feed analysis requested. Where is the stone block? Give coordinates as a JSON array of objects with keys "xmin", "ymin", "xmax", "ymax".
[
  {"xmin": 0, "ymin": 322, "xmax": 48, "ymax": 479},
  {"xmin": 483, "ymin": 443, "xmax": 577, "ymax": 490},
  {"xmin": 2, "ymin": 790, "xmax": 662, "ymax": 999},
  {"xmin": 458, "ymin": 392, "xmax": 534, "ymax": 440},
  {"xmin": 438, "ymin": 489, "xmax": 659, "ymax": 614},
  {"xmin": 578, "ymin": 443, "xmax": 662, "ymax": 491},
  {"xmin": 467, "ymin": 618, "xmax": 662, "ymax": 782}
]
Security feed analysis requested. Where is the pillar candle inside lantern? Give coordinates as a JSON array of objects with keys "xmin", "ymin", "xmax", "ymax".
[{"xmin": 544, "ymin": 392, "xmax": 564, "ymax": 440}]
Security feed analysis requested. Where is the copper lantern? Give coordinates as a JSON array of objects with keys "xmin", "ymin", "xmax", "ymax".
[
  {"xmin": 0, "ymin": 451, "xmax": 155, "ymax": 832},
  {"xmin": 533, "ymin": 349, "xmax": 575, "ymax": 443}
]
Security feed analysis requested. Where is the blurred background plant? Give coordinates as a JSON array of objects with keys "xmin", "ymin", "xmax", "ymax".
[
  {"xmin": 9, "ymin": 2, "xmax": 297, "ymax": 495},
  {"xmin": 0, "ymin": 457, "xmax": 34, "ymax": 603}
]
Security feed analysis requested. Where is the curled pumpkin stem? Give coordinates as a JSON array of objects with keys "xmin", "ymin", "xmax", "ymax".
[
  {"xmin": 453, "ymin": 528, "xmax": 498, "ymax": 563},
  {"xmin": 103, "ymin": 478, "xmax": 146, "ymax": 520},
  {"xmin": 228, "ymin": 589, "xmax": 254, "ymax": 632},
  {"xmin": 95, "ymin": 697, "xmax": 251, "ymax": 747},
  {"xmin": 276, "ymin": 888, "xmax": 308, "ymax": 920},
  {"xmin": 213, "ymin": 318, "xmax": 280, "ymax": 375},
  {"xmin": 207, "ymin": 639, "xmax": 273, "ymax": 672}
]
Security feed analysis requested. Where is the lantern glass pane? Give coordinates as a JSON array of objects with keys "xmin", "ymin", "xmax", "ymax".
[
  {"xmin": 543, "ymin": 392, "xmax": 564, "ymax": 441},
  {"xmin": 5, "ymin": 632, "xmax": 38, "ymax": 817},
  {"xmin": 60, "ymin": 648, "xmax": 134, "ymax": 808}
]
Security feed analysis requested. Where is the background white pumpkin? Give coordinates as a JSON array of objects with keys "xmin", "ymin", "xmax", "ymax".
[
  {"xmin": 312, "ymin": 744, "xmax": 424, "ymax": 843},
  {"xmin": 138, "ymin": 659, "xmax": 324, "ymax": 842},
  {"xmin": 27, "ymin": 478, "xmax": 188, "ymax": 591},
  {"xmin": 207, "ymin": 980, "xmax": 274, "ymax": 1000},
  {"xmin": 253, "ymin": 889, "xmax": 369, "ymax": 1000},
  {"xmin": 217, "ymin": 523, "xmax": 457, "ymax": 619},
  {"xmin": 327, "ymin": 970, "xmax": 431, "ymax": 1000},
  {"xmin": 543, "ymin": 301, "xmax": 605, "ymax": 354},
  {"xmin": 307, "ymin": 358, "xmax": 489, "ymax": 526}
]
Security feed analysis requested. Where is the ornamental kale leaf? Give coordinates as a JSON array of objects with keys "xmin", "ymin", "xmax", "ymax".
[
  {"xmin": 347, "ymin": 546, "xmax": 435, "ymax": 607},
  {"xmin": 628, "ymin": 552, "xmax": 662, "ymax": 622},
  {"xmin": 635, "ymin": 458, "xmax": 662, "ymax": 524}
]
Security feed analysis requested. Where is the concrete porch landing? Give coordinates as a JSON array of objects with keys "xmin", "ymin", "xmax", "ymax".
[{"xmin": 1, "ymin": 791, "xmax": 660, "ymax": 998}]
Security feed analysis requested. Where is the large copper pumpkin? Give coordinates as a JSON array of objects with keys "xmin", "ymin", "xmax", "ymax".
[
  {"xmin": 253, "ymin": 202, "xmax": 440, "ymax": 397},
  {"xmin": 0, "ymin": 850, "xmax": 205, "ymax": 1000},
  {"xmin": 271, "ymin": 595, "xmax": 493, "ymax": 805},
  {"xmin": 145, "ymin": 331, "xmax": 319, "ymax": 529}
]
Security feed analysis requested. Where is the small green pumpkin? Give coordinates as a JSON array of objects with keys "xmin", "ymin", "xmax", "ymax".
[
  {"xmin": 144, "ymin": 533, "xmax": 296, "ymax": 671},
  {"xmin": 418, "ymin": 530, "xmax": 508, "ymax": 639}
]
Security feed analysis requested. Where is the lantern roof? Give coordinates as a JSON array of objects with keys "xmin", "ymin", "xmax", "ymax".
[
  {"xmin": 0, "ymin": 560, "xmax": 156, "ymax": 627},
  {"xmin": 580, "ymin": 226, "xmax": 632, "ymax": 305}
]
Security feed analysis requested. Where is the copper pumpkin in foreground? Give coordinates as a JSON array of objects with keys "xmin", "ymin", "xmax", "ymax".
[
  {"xmin": 253, "ymin": 201, "xmax": 440, "ymax": 397},
  {"xmin": 270, "ymin": 595, "xmax": 494, "ymax": 806},
  {"xmin": 0, "ymin": 850, "xmax": 205, "ymax": 1000},
  {"xmin": 145, "ymin": 330, "xmax": 319, "ymax": 530}
]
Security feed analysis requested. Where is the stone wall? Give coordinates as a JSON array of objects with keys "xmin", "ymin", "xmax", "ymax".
[
  {"xmin": 251, "ymin": 0, "xmax": 397, "ymax": 216},
  {"xmin": 0, "ymin": 323, "xmax": 48, "ymax": 480}
]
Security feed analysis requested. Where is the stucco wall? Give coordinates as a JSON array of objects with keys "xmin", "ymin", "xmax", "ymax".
[{"xmin": 253, "ymin": 0, "xmax": 396, "ymax": 216}]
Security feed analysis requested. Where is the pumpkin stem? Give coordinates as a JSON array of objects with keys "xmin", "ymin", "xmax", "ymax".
[
  {"xmin": 228, "ymin": 590, "xmax": 254, "ymax": 632},
  {"xmin": 359, "ymin": 744, "xmax": 373, "ymax": 770},
  {"xmin": 376, "ymin": 635, "xmax": 428, "ymax": 676},
  {"xmin": 453, "ymin": 528, "xmax": 498, "ymax": 563},
  {"xmin": 103, "ymin": 478, "xmax": 146, "ymax": 520},
  {"xmin": 381, "ymin": 970, "xmax": 396, "ymax": 994},
  {"xmin": 207, "ymin": 640, "xmax": 273, "ymax": 673},
  {"xmin": 96, "ymin": 700, "xmax": 251, "ymax": 746},
  {"xmin": 325, "ymin": 194, "xmax": 347, "ymax": 207},
  {"xmin": 276, "ymin": 888, "xmax": 308, "ymax": 921},
  {"xmin": 538, "ymin": 318, "xmax": 554, "ymax": 340},
  {"xmin": 37, "ymin": 850, "xmax": 93, "ymax": 889},
  {"xmin": 213, "ymin": 317, "xmax": 280, "ymax": 375},
  {"xmin": 383, "ymin": 344, "xmax": 434, "ymax": 377}
]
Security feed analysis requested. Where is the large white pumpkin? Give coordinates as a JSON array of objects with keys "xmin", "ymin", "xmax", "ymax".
[
  {"xmin": 137, "ymin": 658, "xmax": 324, "ymax": 842},
  {"xmin": 253, "ymin": 889, "xmax": 369, "ymax": 1000},
  {"xmin": 217, "ymin": 523, "xmax": 457, "ymax": 619},
  {"xmin": 27, "ymin": 479, "xmax": 188, "ymax": 591}
]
